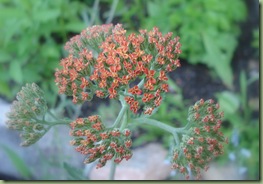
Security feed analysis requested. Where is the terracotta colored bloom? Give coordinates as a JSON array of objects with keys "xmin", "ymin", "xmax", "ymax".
[
  {"xmin": 171, "ymin": 99, "xmax": 228, "ymax": 180},
  {"xmin": 70, "ymin": 116, "xmax": 133, "ymax": 168},
  {"xmin": 55, "ymin": 24, "xmax": 182, "ymax": 115}
]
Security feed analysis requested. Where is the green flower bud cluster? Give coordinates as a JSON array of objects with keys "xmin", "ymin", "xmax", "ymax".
[
  {"xmin": 6, "ymin": 83, "xmax": 48, "ymax": 146},
  {"xmin": 171, "ymin": 99, "xmax": 228, "ymax": 179},
  {"xmin": 69, "ymin": 115, "xmax": 132, "ymax": 168}
]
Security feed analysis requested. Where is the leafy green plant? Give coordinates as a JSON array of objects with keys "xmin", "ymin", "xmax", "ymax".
[
  {"xmin": 0, "ymin": 0, "xmax": 88, "ymax": 105},
  {"xmin": 117, "ymin": 0, "xmax": 247, "ymax": 88},
  {"xmin": 6, "ymin": 24, "xmax": 228, "ymax": 180}
]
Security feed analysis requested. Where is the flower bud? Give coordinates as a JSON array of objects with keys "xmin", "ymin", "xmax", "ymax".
[{"xmin": 6, "ymin": 83, "xmax": 48, "ymax": 146}]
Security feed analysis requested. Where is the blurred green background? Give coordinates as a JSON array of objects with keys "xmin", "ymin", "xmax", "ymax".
[{"xmin": 0, "ymin": 0, "xmax": 259, "ymax": 180}]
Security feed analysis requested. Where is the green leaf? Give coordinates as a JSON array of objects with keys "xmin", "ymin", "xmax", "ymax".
[
  {"xmin": 0, "ymin": 80, "xmax": 11, "ymax": 98},
  {"xmin": 33, "ymin": 9, "xmax": 60, "ymax": 22},
  {"xmin": 239, "ymin": 70, "xmax": 247, "ymax": 109},
  {"xmin": 9, "ymin": 61, "xmax": 23, "ymax": 84},
  {"xmin": 0, "ymin": 144, "xmax": 32, "ymax": 179},
  {"xmin": 0, "ymin": 8, "xmax": 25, "ymax": 19},
  {"xmin": 202, "ymin": 33, "xmax": 233, "ymax": 88},
  {"xmin": 64, "ymin": 22, "xmax": 86, "ymax": 32},
  {"xmin": 216, "ymin": 91, "xmax": 240, "ymax": 114},
  {"xmin": 147, "ymin": 1, "xmax": 159, "ymax": 17},
  {"xmin": 63, "ymin": 162, "xmax": 86, "ymax": 180}
]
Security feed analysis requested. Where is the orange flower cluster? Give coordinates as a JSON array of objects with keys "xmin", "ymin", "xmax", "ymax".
[
  {"xmin": 55, "ymin": 24, "xmax": 181, "ymax": 114},
  {"xmin": 69, "ymin": 115, "xmax": 132, "ymax": 168},
  {"xmin": 6, "ymin": 83, "xmax": 48, "ymax": 146},
  {"xmin": 171, "ymin": 99, "xmax": 228, "ymax": 180}
]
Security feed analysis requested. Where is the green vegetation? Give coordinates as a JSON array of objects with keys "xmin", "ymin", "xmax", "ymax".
[{"xmin": 0, "ymin": 0, "xmax": 87, "ymax": 105}]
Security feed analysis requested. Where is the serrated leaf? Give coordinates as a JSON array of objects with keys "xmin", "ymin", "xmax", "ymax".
[{"xmin": 0, "ymin": 144, "xmax": 32, "ymax": 179}]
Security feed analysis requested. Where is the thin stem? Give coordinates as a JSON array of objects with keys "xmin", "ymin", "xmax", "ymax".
[
  {"xmin": 133, "ymin": 118, "xmax": 186, "ymax": 134},
  {"xmin": 47, "ymin": 110, "xmax": 60, "ymax": 121},
  {"xmin": 106, "ymin": 0, "xmax": 119, "ymax": 23},
  {"xmin": 49, "ymin": 120, "xmax": 71, "ymax": 127},
  {"xmin": 32, "ymin": 118, "xmax": 71, "ymax": 127},
  {"xmin": 109, "ymin": 101, "xmax": 128, "ymax": 180},
  {"xmin": 120, "ymin": 110, "xmax": 128, "ymax": 130},
  {"xmin": 111, "ymin": 103, "xmax": 128, "ymax": 128},
  {"xmin": 109, "ymin": 156, "xmax": 117, "ymax": 180},
  {"xmin": 137, "ymin": 78, "xmax": 145, "ymax": 89},
  {"xmin": 90, "ymin": 0, "xmax": 100, "ymax": 26},
  {"xmin": 132, "ymin": 118, "xmax": 189, "ymax": 147},
  {"xmin": 172, "ymin": 132, "xmax": 180, "ymax": 147}
]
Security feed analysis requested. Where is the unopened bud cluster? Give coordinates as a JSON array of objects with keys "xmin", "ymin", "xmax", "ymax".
[
  {"xmin": 55, "ymin": 24, "xmax": 181, "ymax": 115},
  {"xmin": 69, "ymin": 115, "xmax": 132, "ymax": 168},
  {"xmin": 171, "ymin": 99, "xmax": 228, "ymax": 179},
  {"xmin": 6, "ymin": 83, "xmax": 48, "ymax": 146}
]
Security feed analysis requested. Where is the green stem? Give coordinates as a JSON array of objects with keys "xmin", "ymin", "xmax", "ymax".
[
  {"xmin": 106, "ymin": 0, "xmax": 119, "ymax": 23},
  {"xmin": 120, "ymin": 110, "xmax": 128, "ymax": 130},
  {"xmin": 172, "ymin": 132, "xmax": 180, "ymax": 147},
  {"xmin": 47, "ymin": 110, "xmax": 59, "ymax": 121},
  {"xmin": 33, "ymin": 118, "xmax": 71, "ymax": 127},
  {"xmin": 137, "ymin": 78, "xmax": 145, "ymax": 89},
  {"xmin": 133, "ymin": 118, "xmax": 186, "ymax": 134},
  {"xmin": 131, "ymin": 118, "xmax": 188, "ymax": 146},
  {"xmin": 111, "ymin": 103, "xmax": 128, "ymax": 128},
  {"xmin": 109, "ymin": 156, "xmax": 117, "ymax": 180},
  {"xmin": 109, "ymin": 100, "xmax": 128, "ymax": 180},
  {"xmin": 90, "ymin": 0, "xmax": 100, "ymax": 26},
  {"xmin": 49, "ymin": 120, "xmax": 71, "ymax": 127}
]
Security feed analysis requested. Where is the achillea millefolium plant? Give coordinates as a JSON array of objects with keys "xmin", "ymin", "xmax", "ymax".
[{"xmin": 6, "ymin": 24, "xmax": 228, "ymax": 180}]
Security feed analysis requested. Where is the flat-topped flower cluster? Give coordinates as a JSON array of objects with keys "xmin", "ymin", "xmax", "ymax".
[
  {"xmin": 55, "ymin": 24, "xmax": 181, "ymax": 115},
  {"xmin": 171, "ymin": 99, "xmax": 228, "ymax": 179},
  {"xmin": 69, "ymin": 115, "xmax": 132, "ymax": 168}
]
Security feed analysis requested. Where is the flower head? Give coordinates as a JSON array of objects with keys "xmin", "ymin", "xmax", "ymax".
[
  {"xmin": 55, "ymin": 24, "xmax": 181, "ymax": 115},
  {"xmin": 69, "ymin": 116, "xmax": 133, "ymax": 168},
  {"xmin": 6, "ymin": 83, "xmax": 48, "ymax": 146},
  {"xmin": 171, "ymin": 99, "xmax": 228, "ymax": 179}
]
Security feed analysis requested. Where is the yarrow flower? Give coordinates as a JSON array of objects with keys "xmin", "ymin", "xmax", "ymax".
[
  {"xmin": 69, "ymin": 115, "xmax": 132, "ymax": 168},
  {"xmin": 4, "ymin": 22, "xmax": 228, "ymax": 181},
  {"xmin": 171, "ymin": 99, "xmax": 228, "ymax": 180},
  {"xmin": 6, "ymin": 83, "xmax": 48, "ymax": 146},
  {"xmin": 55, "ymin": 24, "xmax": 181, "ymax": 115}
]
